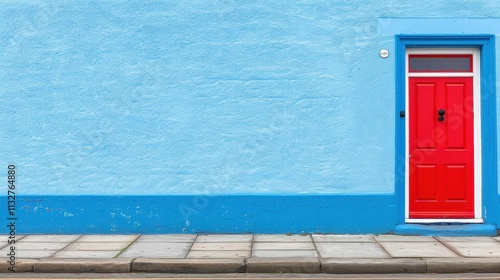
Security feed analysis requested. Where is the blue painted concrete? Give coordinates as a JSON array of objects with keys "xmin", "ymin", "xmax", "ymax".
[
  {"xmin": 5, "ymin": 194, "xmax": 500, "ymax": 235},
  {"xmin": 394, "ymin": 224, "xmax": 497, "ymax": 237},
  {"xmin": 379, "ymin": 18, "xmax": 500, "ymax": 34},
  {"xmin": 3, "ymin": 195, "xmax": 396, "ymax": 234}
]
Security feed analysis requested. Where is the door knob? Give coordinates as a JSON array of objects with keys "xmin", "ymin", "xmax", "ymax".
[{"xmin": 438, "ymin": 109, "xmax": 446, "ymax": 121}]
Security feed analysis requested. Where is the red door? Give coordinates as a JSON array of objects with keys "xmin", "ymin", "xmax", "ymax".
[{"xmin": 409, "ymin": 77, "xmax": 474, "ymax": 218}]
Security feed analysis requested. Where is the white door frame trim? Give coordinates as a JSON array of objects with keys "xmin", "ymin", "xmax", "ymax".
[{"xmin": 404, "ymin": 48, "xmax": 483, "ymax": 223}]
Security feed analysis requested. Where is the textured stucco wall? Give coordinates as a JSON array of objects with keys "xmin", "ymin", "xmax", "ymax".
[{"xmin": 1, "ymin": 0, "xmax": 499, "ymax": 195}]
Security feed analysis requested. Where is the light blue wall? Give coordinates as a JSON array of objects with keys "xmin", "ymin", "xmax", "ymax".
[{"xmin": 1, "ymin": 1, "xmax": 499, "ymax": 195}]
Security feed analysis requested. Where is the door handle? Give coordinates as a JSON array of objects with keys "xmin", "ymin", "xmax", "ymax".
[{"xmin": 438, "ymin": 109, "xmax": 446, "ymax": 121}]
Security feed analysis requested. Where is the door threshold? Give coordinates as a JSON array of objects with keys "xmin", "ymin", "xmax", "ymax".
[
  {"xmin": 406, "ymin": 218, "xmax": 483, "ymax": 224},
  {"xmin": 395, "ymin": 223, "xmax": 497, "ymax": 236}
]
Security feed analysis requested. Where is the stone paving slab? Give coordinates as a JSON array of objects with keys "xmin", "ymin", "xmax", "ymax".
[
  {"xmin": 373, "ymin": 235, "xmax": 436, "ymax": 242},
  {"xmin": 19, "ymin": 235, "xmax": 80, "ymax": 243},
  {"xmin": 132, "ymin": 258, "xmax": 245, "ymax": 273},
  {"xmin": 252, "ymin": 242, "xmax": 314, "ymax": 250},
  {"xmin": 445, "ymin": 241, "xmax": 500, "ymax": 257},
  {"xmin": 437, "ymin": 236, "xmax": 498, "ymax": 242},
  {"xmin": 34, "ymin": 259, "xmax": 132, "ymax": 273},
  {"xmin": 245, "ymin": 258, "xmax": 320, "ymax": 273},
  {"xmin": 312, "ymin": 234, "xmax": 375, "ymax": 243},
  {"xmin": 425, "ymin": 258, "xmax": 500, "ymax": 273},
  {"xmin": 251, "ymin": 250, "xmax": 318, "ymax": 258},
  {"xmin": 4, "ymin": 257, "xmax": 500, "ymax": 274},
  {"xmin": 254, "ymin": 234, "xmax": 311, "ymax": 242},
  {"xmin": 76, "ymin": 235, "xmax": 138, "ymax": 243},
  {"xmin": 2, "ymin": 242, "xmax": 69, "ymax": 251},
  {"xmin": 379, "ymin": 241, "xmax": 459, "ymax": 258},
  {"xmin": 1, "ymin": 234, "xmax": 500, "ymax": 274},
  {"xmin": 316, "ymin": 242, "xmax": 390, "ymax": 258},
  {"xmin": 52, "ymin": 250, "xmax": 121, "ymax": 258},
  {"xmin": 195, "ymin": 235, "xmax": 253, "ymax": 243},
  {"xmin": 63, "ymin": 242, "xmax": 130, "ymax": 251},
  {"xmin": 186, "ymin": 250, "xmax": 250, "ymax": 259},
  {"xmin": 321, "ymin": 258, "xmax": 427, "ymax": 274},
  {"xmin": 136, "ymin": 234, "xmax": 196, "ymax": 243},
  {"xmin": 191, "ymin": 242, "xmax": 251, "ymax": 251},
  {"xmin": 0, "ymin": 250, "xmax": 56, "ymax": 259},
  {"xmin": 118, "ymin": 242, "xmax": 191, "ymax": 258}
]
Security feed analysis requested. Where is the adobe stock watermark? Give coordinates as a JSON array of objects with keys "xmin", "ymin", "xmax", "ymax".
[
  {"xmin": 8, "ymin": 1, "xmax": 61, "ymax": 46},
  {"xmin": 6, "ymin": 164, "xmax": 17, "ymax": 272}
]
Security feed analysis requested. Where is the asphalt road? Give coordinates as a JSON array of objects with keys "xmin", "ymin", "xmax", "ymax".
[{"xmin": 3, "ymin": 273, "xmax": 500, "ymax": 280}]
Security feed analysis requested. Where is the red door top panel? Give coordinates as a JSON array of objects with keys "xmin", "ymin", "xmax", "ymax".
[{"xmin": 409, "ymin": 54, "xmax": 473, "ymax": 73}]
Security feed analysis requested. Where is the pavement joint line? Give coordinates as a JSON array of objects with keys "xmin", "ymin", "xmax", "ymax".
[
  {"xmin": 128, "ymin": 257, "xmax": 136, "ymax": 272},
  {"xmin": 434, "ymin": 235, "xmax": 464, "ymax": 258},
  {"xmin": 372, "ymin": 236, "xmax": 393, "ymax": 258},
  {"xmin": 113, "ymin": 235, "xmax": 141, "ymax": 259},
  {"xmin": 243, "ymin": 256, "xmax": 249, "ymax": 272},
  {"xmin": 47, "ymin": 239, "xmax": 76, "ymax": 259},
  {"xmin": 310, "ymin": 234, "xmax": 321, "ymax": 259},
  {"xmin": 249, "ymin": 233, "xmax": 255, "ymax": 258},
  {"xmin": 73, "ymin": 234, "xmax": 84, "ymax": 243},
  {"xmin": 185, "ymin": 234, "xmax": 199, "ymax": 259}
]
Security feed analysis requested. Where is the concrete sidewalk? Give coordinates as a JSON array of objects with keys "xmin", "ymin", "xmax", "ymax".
[{"xmin": 2, "ymin": 234, "xmax": 500, "ymax": 274}]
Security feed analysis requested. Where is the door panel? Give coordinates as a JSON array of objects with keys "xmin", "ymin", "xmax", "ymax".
[
  {"xmin": 445, "ymin": 83, "xmax": 466, "ymax": 149},
  {"xmin": 445, "ymin": 165, "xmax": 466, "ymax": 200},
  {"xmin": 409, "ymin": 77, "xmax": 474, "ymax": 218},
  {"xmin": 415, "ymin": 165, "xmax": 438, "ymax": 201},
  {"xmin": 415, "ymin": 83, "xmax": 437, "ymax": 149}
]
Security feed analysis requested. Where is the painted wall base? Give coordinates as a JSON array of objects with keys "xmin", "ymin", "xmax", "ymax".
[
  {"xmin": 394, "ymin": 224, "xmax": 497, "ymax": 236},
  {"xmin": 3, "ymin": 195, "xmax": 499, "ymax": 235},
  {"xmin": 3, "ymin": 195, "xmax": 396, "ymax": 234}
]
